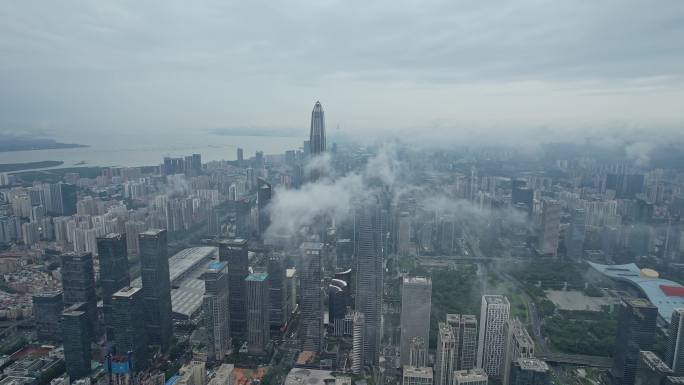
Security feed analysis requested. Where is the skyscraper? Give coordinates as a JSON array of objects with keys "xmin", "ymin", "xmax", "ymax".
[
  {"xmin": 98, "ymin": 233, "xmax": 130, "ymax": 341},
  {"xmin": 32, "ymin": 291, "xmax": 63, "ymax": 342},
  {"xmin": 611, "ymin": 298, "xmax": 658, "ymax": 385},
  {"xmin": 434, "ymin": 322, "xmax": 456, "ymax": 385},
  {"xmin": 268, "ymin": 254, "xmax": 287, "ymax": 336},
  {"xmin": 246, "ymin": 272, "xmax": 270, "ymax": 355},
  {"xmin": 309, "ymin": 101, "xmax": 326, "ymax": 155},
  {"xmin": 60, "ymin": 183, "xmax": 77, "ymax": 216},
  {"xmin": 668, "ymin": 308, "xmax": 684, "ymax": 376},
  {"xmin": 139, "ymin": 229, "xmax": 173, "ymax": 351},
  {"xmin": 503, "ymin": 319, "xmax": 535, "ymax": 385},
  {"xmin": 537, "ymin": 199, "xmax": 561, "ymax": 257},
  {"xmin": 354, "ymin": 202, "xmax": 384, "ymax": 366},
  {"xmin": 219, "ymin": 239, "xmax": 249, "ymax": 341},
  {"xmin": 62, "ymin": 303, "xmax": 91, "ymax": 381},
  {"xmin": 566, "ymin": 208, "xmax": 586, "ymax": 259},
  {"xmin": 477, "ymin": 295, "xmax": 510, "ymax": 378},
  {"xmin": 400, "ymin": 276, "xmax": 432, "ymax": 366},
  {"xmin": 300, "ymin": 242, "xmax": 324, "ymax": 352},
  {"xmin": 257, "ymin": 179, "xmax": 272, "ymax": 236},
  {"xmin": 60, "ymin": 252, "xmax": 97, "ymax": 336},
  {"xmin": 202, "ymin": 261, "xmax": 231, "ymax": 361},
  {"xmin": 111, "ymin": 286, "xmax": 148, "ymax": 371},
  {"xmin": 447, "ymin": 314, "xmax": 478, "ymax": 371},
  {"xmin": 351, "ymin": 311, "xmax": 365, "ymax": 374}
]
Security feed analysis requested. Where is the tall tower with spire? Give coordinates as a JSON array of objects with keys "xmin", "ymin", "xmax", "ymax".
[{"xmin": 309, "ymin": 101, "xmax": 326, "ymax": 155}]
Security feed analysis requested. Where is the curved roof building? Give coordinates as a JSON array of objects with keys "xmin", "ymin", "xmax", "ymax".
[{"xmin": 589, "ymin": 261, "xmax": 684, "ymax": 322}]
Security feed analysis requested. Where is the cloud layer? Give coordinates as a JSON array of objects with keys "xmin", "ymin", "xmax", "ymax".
[{"xmin": 1, "ymin": 1, "xmax": 684, "ymax": 139}]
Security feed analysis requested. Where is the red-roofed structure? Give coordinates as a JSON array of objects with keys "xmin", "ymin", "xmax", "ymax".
[{"xmin": 660, "ymin": 285, "xmax": 684, "ymax": 297}]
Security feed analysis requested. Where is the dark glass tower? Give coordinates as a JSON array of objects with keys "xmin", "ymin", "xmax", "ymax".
[
  {"xmin": 111, "ymin": 286, "xmax": 148, "ymax": 371},
  {"xmin": 60, "ymin": 252, "xmax": 97, "ymax": 336},
  {"xmin": 309, "ymin": 101, "xmax": 326, "ymax": 155},
  {"xmin": 32, "ymin": 291, "xmax": 63, "ymax": 342},
  {"xmin": 354, "ymin": 201, "xmax": 384, "ymax": 366},
  {"xmin": 268, "ymin": 253, "xmax": 287, "ymax": 335},
  {"xmin": 257, "ymin": 179, "xmax": 272, "ymax": 236},
  {"xmin": 219, "ymin": 239, "xmax": 249, "ymax": 341},
  {"xmin": 60, "ymin": 183, "xmax": 77, "ymax": 216},
  {"xmin": 97, "ymin": 233, "xmax": 130, "ymax": 341},
  {"xmin": 611, "ymin": 298, "xmax": 658, "ymax": 385},
  {"xmin": 139, "ymin": 229, "xmax": 172, "ymax": 351},
  {"xmin": 62, "ymin": 302, "xmax": 91, "ymax": 380},
  {"xmin": 300, "ymin": 242, "xmax": 324, "ymax": 352}
]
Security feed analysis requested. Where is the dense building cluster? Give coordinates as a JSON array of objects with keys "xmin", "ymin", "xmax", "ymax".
[{"xmin": 2, "ymin": 101, "xmax": 684, "ymax": 385}]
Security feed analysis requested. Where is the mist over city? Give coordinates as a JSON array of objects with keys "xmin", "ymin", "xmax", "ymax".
[{"xmin": 2, "ymin": 2, "xmax": 684, "ymax": 385}]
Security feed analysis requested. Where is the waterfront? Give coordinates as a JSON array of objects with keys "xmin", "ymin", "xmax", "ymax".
[{"xmin": 0, "ymin": 130, "xmax": 303, "ymax": 169}]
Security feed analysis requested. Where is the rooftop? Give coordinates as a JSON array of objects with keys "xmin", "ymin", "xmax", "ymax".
[
  {"xmin": 140, "ymin": 229, "xmax": 165, "ymax": 236},
  {"xmin": 453, "ymin": 368, "xmax": 488, "ymax": 379},
  {"xmin": 284, "ymin": 368, "xmax": 334, "ymax": 385},
  {"xmin": 484, "ymin": 294, "xmax": 510, "ymax": 305},
  {"xmin": 113, "ymin": 286, "xmax": 141, "ymax": 298},
  {"xmin": 517, "ymin": 358, "xmax": 549, "ymax": 372},
  {"xmin": 403, "ymin": 366, "xmax": 433, "ymax": 378},
  {"xmin": 246, "ymin": 272, "xmax": 268, "ymax": 282}
]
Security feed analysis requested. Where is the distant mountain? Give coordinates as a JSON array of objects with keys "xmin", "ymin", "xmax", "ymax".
[{"xmin": 0, "ymin": 134, "xmax": 86, "ymax": 152}]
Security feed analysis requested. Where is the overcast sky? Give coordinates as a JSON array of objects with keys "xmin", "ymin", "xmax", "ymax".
[{"xmin": 1, "ymin": 0, "xmax": 684, "ymax": 142}]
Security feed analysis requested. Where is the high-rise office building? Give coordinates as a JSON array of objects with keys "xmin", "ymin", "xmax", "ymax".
[
  {"xmin": 202, "ymin": 261, "xmax": 231, "ymax": 361},
  {"xmin": 509, "ymin": 358, "xmax": 550, "ymax": 385},
  {"xmin": 400, "ymin": 276, "xmax": 432, "ymax": 366},
  {"xmin": 139, "ymin": 229, "xmax": 173, "ymax": 351},
  {"xmin": 434, "ymin": 322, "xmax": 456, "ymax": 385},
  {"xmin": 309, "ymin": 101, "xmax": 326, "ymax": 156},
  {"xmin": 537, "ymin": 199, "xmax": 561, "ymax": 257},
  {"xmin": 636, "ymin": 351, "xmax": 673, "ymax": 385},
  {"xmin": 408, "ymin": 337, "xmax": 427, "ymax": 367},
  {"xmin": 511, "ymin": 183, "xmax": 534, "ymax": 218},
  {"xmin": 237, "ymin": 148, "xmax": 244, "ymax": 163},
  {"xmin": 503, "ymin": 319, "xmax": 535, "ymax": 385},
  {"xmin": 566, "ymin": 208, "xmax": 586, "ymax": 259},
  {"xmin": 62, "ymin": 303, "xmax": 91, "ymax": 381},
  {"xmin": 354, "ymin": 203, "xmax": 383, "ymax": 366},
  {"xmin": 111, "ymin": 286, "xmax": 148, "ymax": 371},
  {"xmin": 351, "ymin": 311, "xmax": 365, "ymax": 374},
  {"xmin": 268, "ymin": 253, "xmax": 287, "ymax": 335},
  {"xmin": 286, "ymin": 268, "xmax": 297, "ymax": 316},
  {"xmin": 219, "ymin": 239, "xmax": 249, "ymax": 341},
  {"xmin": 32, "ymin": 291, "xmax": 63, "ymax": 342},
  {"xmin": 477, "ymin": 295, "xmax": 510, "ymax": 378},
  {"xmin": 98, "ymin": 233, "xmax": 130, "ymax": 340},
  {"xmin": 60, "ymin": 252, "xmax": 97, "ymax": 336},
  {"xmin": 611, "ymin": 298, "xmax": 658, "ymax": 385},
  {"xmin": 668, "ymin": 309, "xmax": 684, "ymax": 376},
  {"xmin": 300, "ymin": 242, "xmax": 324, "ymax": 352},
  {"xmin": 402, "ymin": 366, "xmax": 433, "ymax": 385},
  {"xmin": 329, "ymin": 282, "xmax": 349, "ymax": 337},
  {"xmin": 257, "ymin": 179, "xmax": 272, "ymax": 236},
  {"xmin": 397, "ymin": 212, "xmax": 411, "ymax": 256},
  {"xmin": 452, "ymin": 369, "xmax": 488, "ymax": 385},
  {"xmin": 60, "ymin": 183, "xmax": 77, "ymax": 216},
  {"xmin": 246, "ymin": 272, "xmax": 270, "ymax": 355},
  {"xmin": 446, "ymin": 314, "xmax": 478, "ymax": 371}
]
